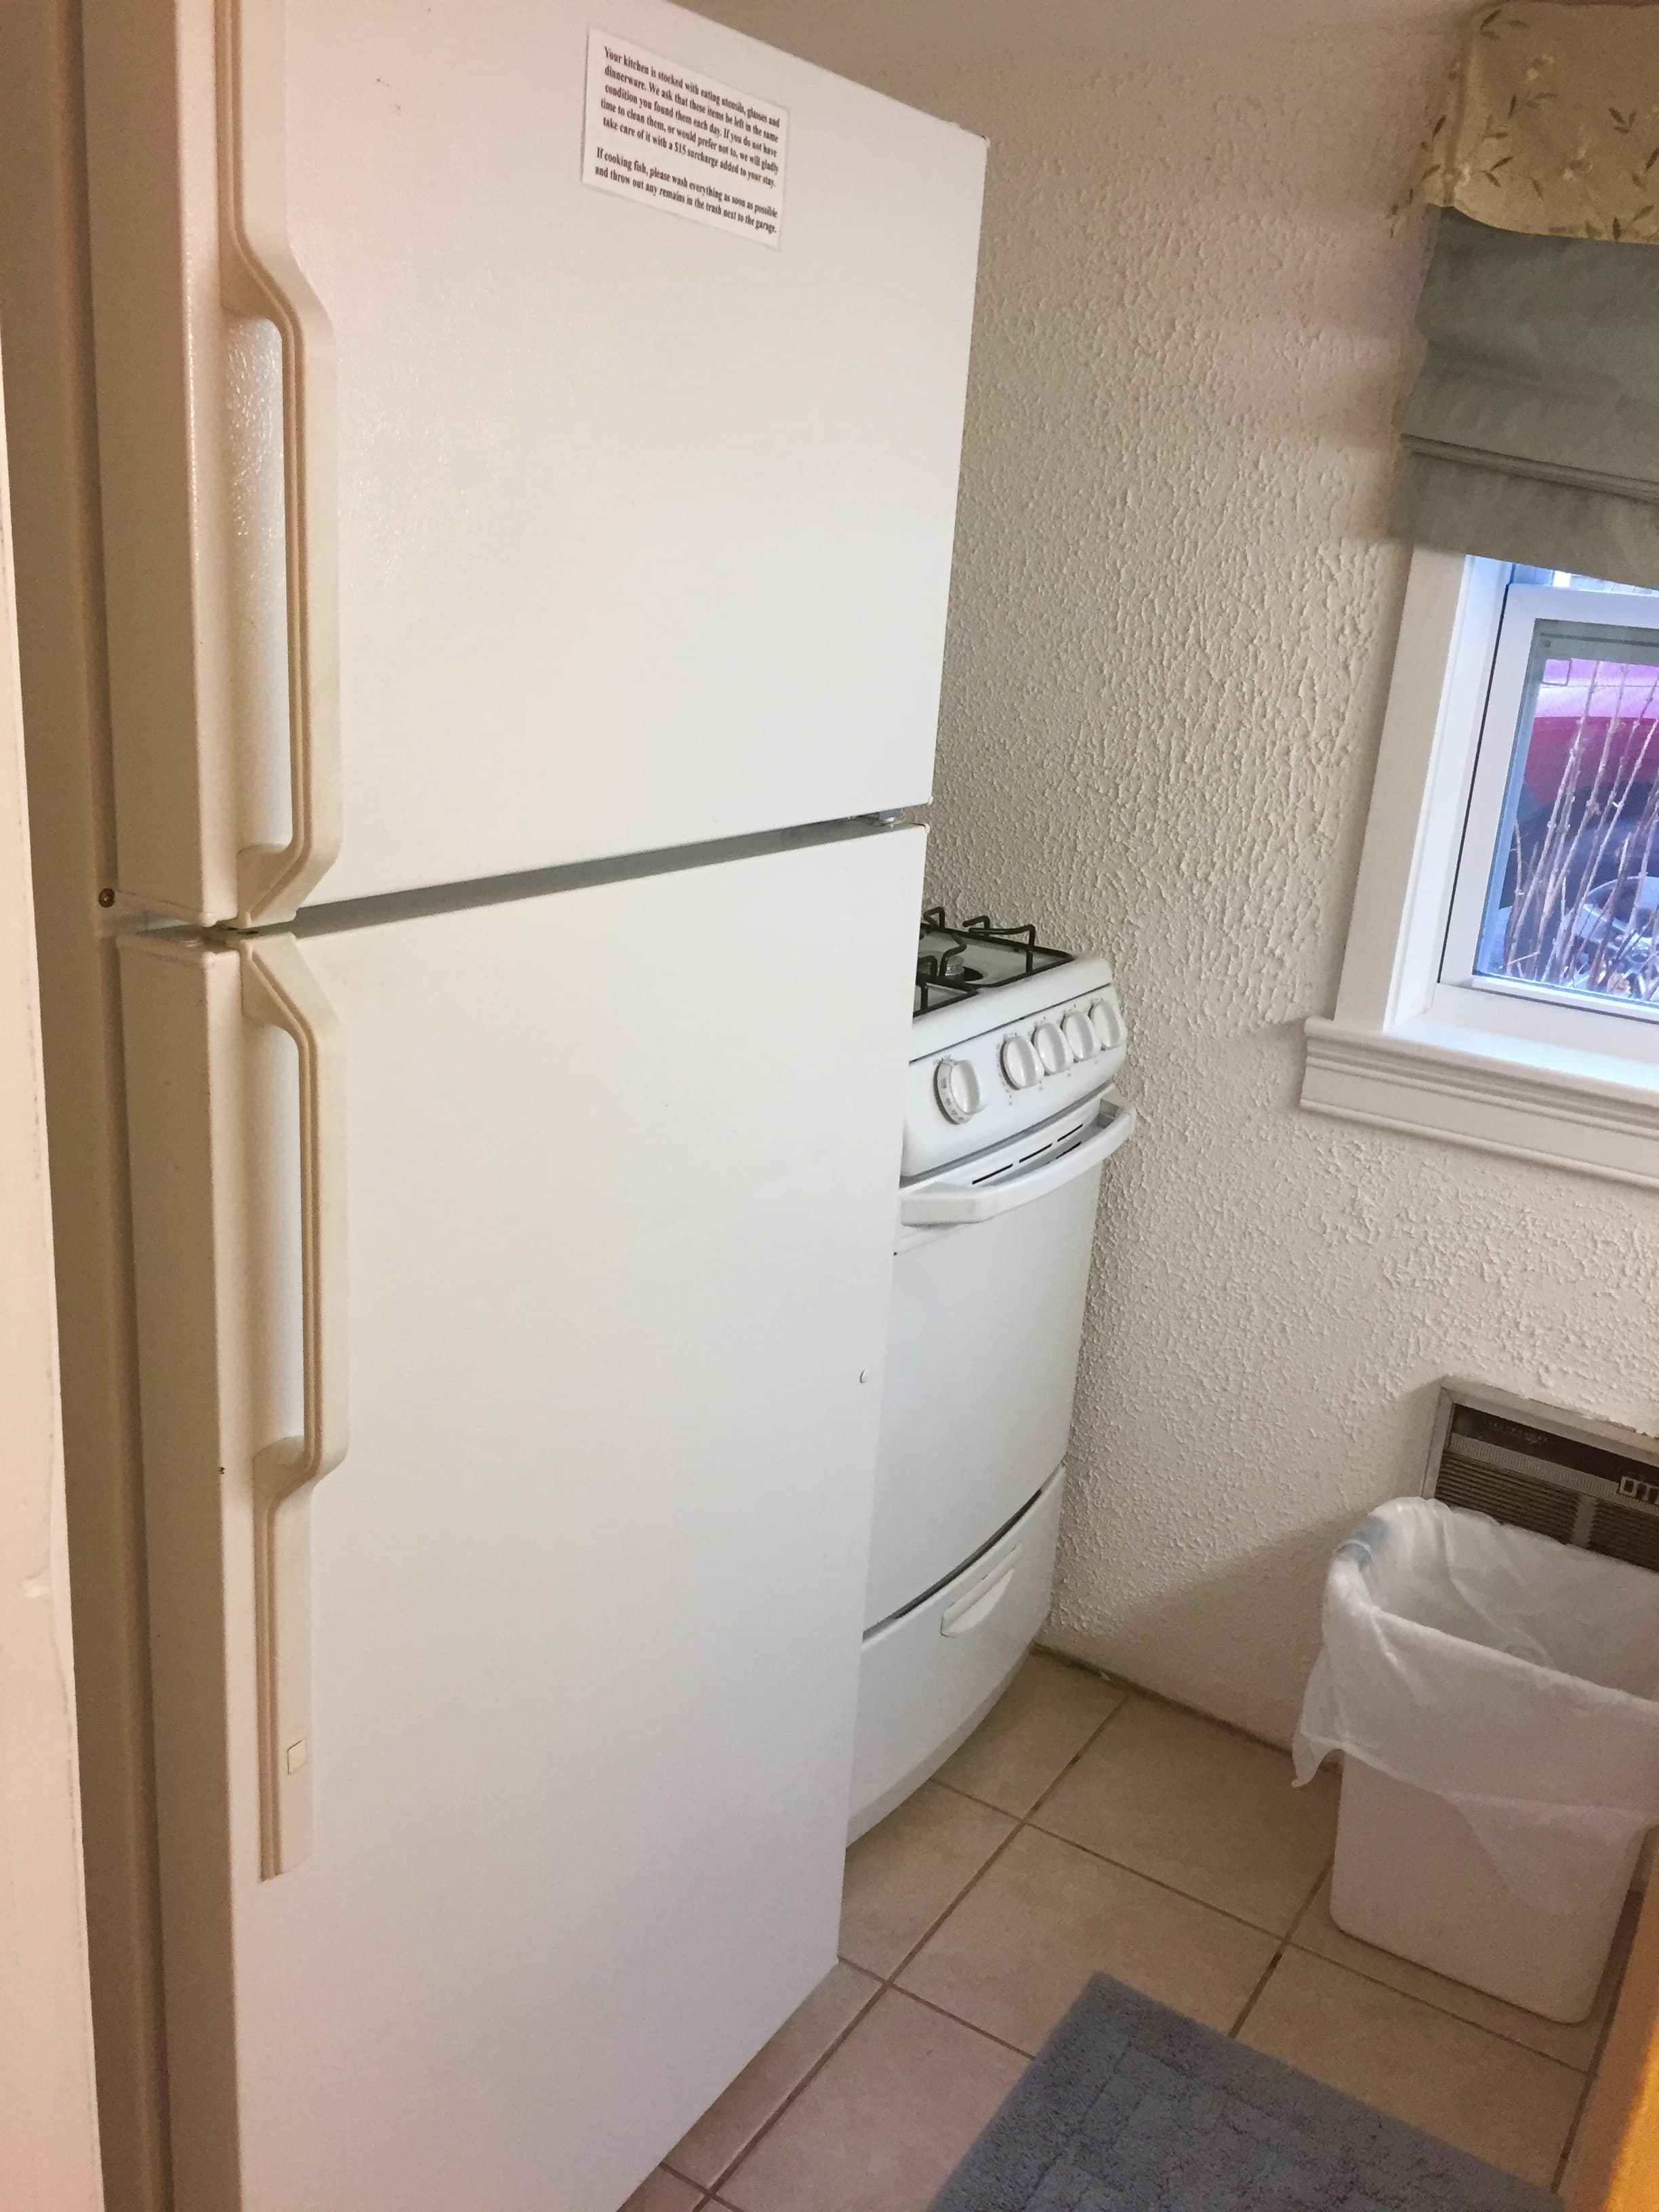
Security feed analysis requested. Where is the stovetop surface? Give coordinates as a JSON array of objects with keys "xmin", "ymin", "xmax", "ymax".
[{"xmin": 914, "ymin": 908, "xmax": 1072, "ymax": 1016}]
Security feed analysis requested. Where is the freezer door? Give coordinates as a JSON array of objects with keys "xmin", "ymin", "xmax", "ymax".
[
  {"xmin": 83, "ymin": 0, "xmax": 984, "ymax": 923},
  {"xmin": 119, "ymin": 827, "xmax": 922, "ymax": 2212}
]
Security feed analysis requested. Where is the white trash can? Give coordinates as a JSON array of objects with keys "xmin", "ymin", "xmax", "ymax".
[{"xmin": 1294, "ymin": 1496, "xmax": 1659, "ymax": 2023}]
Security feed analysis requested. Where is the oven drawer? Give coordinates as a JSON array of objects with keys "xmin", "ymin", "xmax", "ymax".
[
  {"xmin": 849, "ymin": 1469, "xmax": 1065, "ymax": 1841},
  {"xmin": 866, "ymin": 1145, "xmax": 1101, "ymax": 1627}
]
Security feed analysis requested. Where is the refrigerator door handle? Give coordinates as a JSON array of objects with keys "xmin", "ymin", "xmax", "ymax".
[
  {"xmin": 239, "ymin": 935, "xmax": 348, "ymax": 1877},
  {"xmin": 220, "ymin": 0, "xmax": 342, "ymax": 928}
]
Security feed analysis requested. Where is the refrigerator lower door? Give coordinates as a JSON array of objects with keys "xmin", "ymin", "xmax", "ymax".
[
  {"xmin": 119, "ymin": 825, "xmax": 922, "ymax": 2212},
  {"xmin": 83, "ymin": 0, "xmax": 984, "ymax": 922}
]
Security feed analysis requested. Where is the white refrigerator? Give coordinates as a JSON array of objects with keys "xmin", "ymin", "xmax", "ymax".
[{"xmin": 66, "ymin": 1, "xmax": 985, "ymax": 2205}]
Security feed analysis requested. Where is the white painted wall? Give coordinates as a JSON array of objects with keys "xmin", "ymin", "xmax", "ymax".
[
  {"xmin": 0, "ymin": 337, "xmax": 103, "ymax": 2208},
  {"xmin": 689, "ymin": 0, "xmax": 1659, "ymax": 1742}
]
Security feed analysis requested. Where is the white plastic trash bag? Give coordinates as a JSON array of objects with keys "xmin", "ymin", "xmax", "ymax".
[{"xmin": 1294, "ymin": 1496, "xmax": 1659, "ymax": 1917}]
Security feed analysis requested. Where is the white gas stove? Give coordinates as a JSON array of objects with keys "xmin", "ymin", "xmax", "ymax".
[
  {"xmin": 903, "ymin": 912, "xmax": 1128, "ymax": 1178},
  {"xmin": 849, "ymin": 912, "xmax": 1136, "ymax": 1839}
]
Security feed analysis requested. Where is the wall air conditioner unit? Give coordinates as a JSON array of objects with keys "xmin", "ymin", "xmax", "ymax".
[{"xmin": 1425, "ymin": 1379, "xmax": 1659, "ymax": 1575}]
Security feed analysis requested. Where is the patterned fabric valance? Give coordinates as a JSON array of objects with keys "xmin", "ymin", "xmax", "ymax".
[{"xmin": 1401, "ymin": 2, "xmax": 1659, "ymax": 246}]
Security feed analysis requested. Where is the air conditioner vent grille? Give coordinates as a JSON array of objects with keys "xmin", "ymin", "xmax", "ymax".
[
  {"xmin": 1449, "ymin": 1404, "xmax": 1647, "ymax": 1490},
  {"xmin": 1586, "ymin": 1500, "xmax": 1659, "ymax": 1576},
  {"xmin": 1433, "ymin": 1448, "xmax": 1580, "ymax": 1543},
  {"xmin": 1425, "ymin": 1383, "xmax": 1659, "ymax": 1576}
]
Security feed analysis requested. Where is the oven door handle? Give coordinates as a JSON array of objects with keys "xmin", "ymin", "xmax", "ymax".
[{"xmin": 899, "ymin": 1105, "xmax": 1136, "ymax": 1228}]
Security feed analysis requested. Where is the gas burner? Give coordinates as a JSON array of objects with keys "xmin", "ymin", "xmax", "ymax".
[
  {"xmin": 914, "ymin": 907, "xmax": 1072, "ymax": 1015},
  {"xmin": 914, "ymin": 956, "xmax": 977, "ymax": 1015}
]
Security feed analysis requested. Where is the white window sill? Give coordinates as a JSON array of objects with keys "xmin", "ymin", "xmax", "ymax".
[{"xmin": 1302, "ymin": 1015, "xmax": 1659, "ymax": 1189}]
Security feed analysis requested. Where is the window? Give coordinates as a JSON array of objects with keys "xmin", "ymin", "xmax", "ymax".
[
  {"xmin": 1303, "ymin": 552, "xmax": 1659, "ymax": 1187},
  {"xmin": 1450, "ymin": 573, "xmax": 1659, "ymax": 1025}
]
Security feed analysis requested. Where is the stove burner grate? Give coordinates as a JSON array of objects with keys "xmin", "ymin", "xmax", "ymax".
[{"xmin": 914, "ymin": 907, "xmax": 1072, "ymax": 1012}]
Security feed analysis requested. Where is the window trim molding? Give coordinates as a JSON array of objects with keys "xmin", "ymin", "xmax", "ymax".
[{"xmin": 1301, "ymin": 547, "xmax": 1659, "ymax": 1188}]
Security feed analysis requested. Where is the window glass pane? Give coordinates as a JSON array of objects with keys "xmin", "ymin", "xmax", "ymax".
[
  {"xmin": 1476, "ymin": 613, "xmax": 1659, "ymax": 1006},
  {"xmin": 1509, "ymin": 567, "xmax": 1658, "ymax": 597}
]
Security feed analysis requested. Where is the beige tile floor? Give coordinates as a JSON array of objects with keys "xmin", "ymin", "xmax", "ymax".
[{"xmin": 622, "ymin": 1653, "xmax": 1634, "ymax": 2212}]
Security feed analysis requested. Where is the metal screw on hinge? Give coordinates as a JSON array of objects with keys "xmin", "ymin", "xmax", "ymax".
[{"xmin": 97, "ymin": 888, "xmax": 115, "ymax": 908}]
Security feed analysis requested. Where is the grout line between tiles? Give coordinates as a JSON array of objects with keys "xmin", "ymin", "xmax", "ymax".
[
  {"xmin": 773, "ymin": 1682, "xmax": 1310, "ymax": 2160},
  {"xmin": 1553, "ymin": 1920, "xmax": 1637, "ymax": 2193},
  {"xmin": 700, "ymin": 1704, "xmax": 1133, "ymax": 2202},
  {"xmin": 1011, "ymin": 1672, "xmax": 1614, "ymax": 2087},
  {"xmin": 701, "ymin": 1813, "xmax": 1031, "ymax": 2198},
  {"xmin": 928, "ymin": 1688, "xmax": 1130, "ymax": 1824},
  {"xmin": 954, "ymin": 1743, "xmax": 1612, "ymax": 2074},
  {"xmin": 691, "ymin": 1980, "xmax": 878, "ymax": 2199},
  {"xmin": 1227, "ymin": 1858, "xmax": 1331, "ymax": 2042},
  {"xmin": 897, "ymin": 1983, "xmax": 1040, "ymax": 2063},
  {"xmin": 1076, "ymin": 1686, "xmax": 1633, "ymax": 2091},
  {"xmin": 691, "ymin": 1668, "xmax": 1626, "ymax": 2211},
  {"xmin": 1554, "ymin": 2074, "xmax": 1597, "ymax": 2199},
  {"xmin": 1020, "ymin": 1688, "xmax": 1136, "ymax": 1826},
  {"xmin": 928, "ymin": 1776, "xmax": 1036, "ymax": 1821},
  {"xmin": 1015, "ymin": 1814, "xmax": 1320, "ymax": 1948},
  {"xmin": 1015, "ymin": 1697, "xmax": 1345, "ymax": 1952},
  {"xmin": 1281, "ymin": 1926, "xmax": 1604, "ymax": 2074},
  {"xmin": 1281, "ymin": 1842, "xmax": 1618, "ymax": 2076},
  {"xmin": 1227, "ymin": 1941, "xmax": 1288, "ymax": 2041},
  {"xmin": 1283, "ymin": 1856, "xmax": 1334, "ymax": 1946},
  {"xmin": 1046, "ymin": 1664, "xmax": 1312, "ymax": 1763},
  {"xmin": 844, "ymin": 1709, "xmax": 1345, "ymax": 2124},
  {"xmin": 880, "ymin": 1814, "xmax": 1029, "ymax": 1986}
]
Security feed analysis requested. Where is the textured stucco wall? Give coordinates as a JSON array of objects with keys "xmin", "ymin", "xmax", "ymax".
[{"xmin": 687, "ymin": 0, "xmax": 1659, "ymax": 1744}]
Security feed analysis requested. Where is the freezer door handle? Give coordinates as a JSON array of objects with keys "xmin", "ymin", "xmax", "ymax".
[
  {"xmin": 899, "ymin": 1104, "xmax": 1137, "ymax": 1228},
  {"xmin": 240, "ymin": 935, "xmax": 348, "ymax": 1877},
  {"xmin": 220, "ymin": 0, "xmax": 342, "ymax": 927}
]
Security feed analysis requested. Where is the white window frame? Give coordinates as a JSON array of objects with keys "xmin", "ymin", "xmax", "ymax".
[{"xmin": 1303, "ymin": 548, "xmax": 1659, "ymax": 1187}]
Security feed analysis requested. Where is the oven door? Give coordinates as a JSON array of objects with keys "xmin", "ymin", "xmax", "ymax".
[{"xmin": 865, "ymin": 1100, "xmax": 1135, "ymax": 1628}]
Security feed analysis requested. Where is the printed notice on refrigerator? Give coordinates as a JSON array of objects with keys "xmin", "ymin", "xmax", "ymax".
[{"xmin": 582, "ymin": 30, "xmax": 787, "ymax": 246}]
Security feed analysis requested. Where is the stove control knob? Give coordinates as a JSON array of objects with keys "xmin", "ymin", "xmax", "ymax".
[
  {"xmin": 1090, "ymin": 997, "xmax": 1126, "ymax": 1052},
  {"xmin": 933, "ymin": 1057, "xmax": 984, "ymax": 1124},
  {"xmin": 1061, "ymin": 1009, "xmax": 1098, "ymax": 1061},
  {"xmin": 1032, "ymin": 1020, "xmax": 1071, "ymax": 1075},
  {"xmin": 1000, "ymin": 1033, "xmax": 1042, "ymax": 1090}
]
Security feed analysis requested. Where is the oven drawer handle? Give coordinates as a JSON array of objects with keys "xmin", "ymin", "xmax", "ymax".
[
  {"xmin": 900, "ymin": 1104, "xmax": 1136, "ymax": 1228},
  {"xmin": 941, "ymin": 1554, "xmax": 1021, "ymax": 1637}
]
